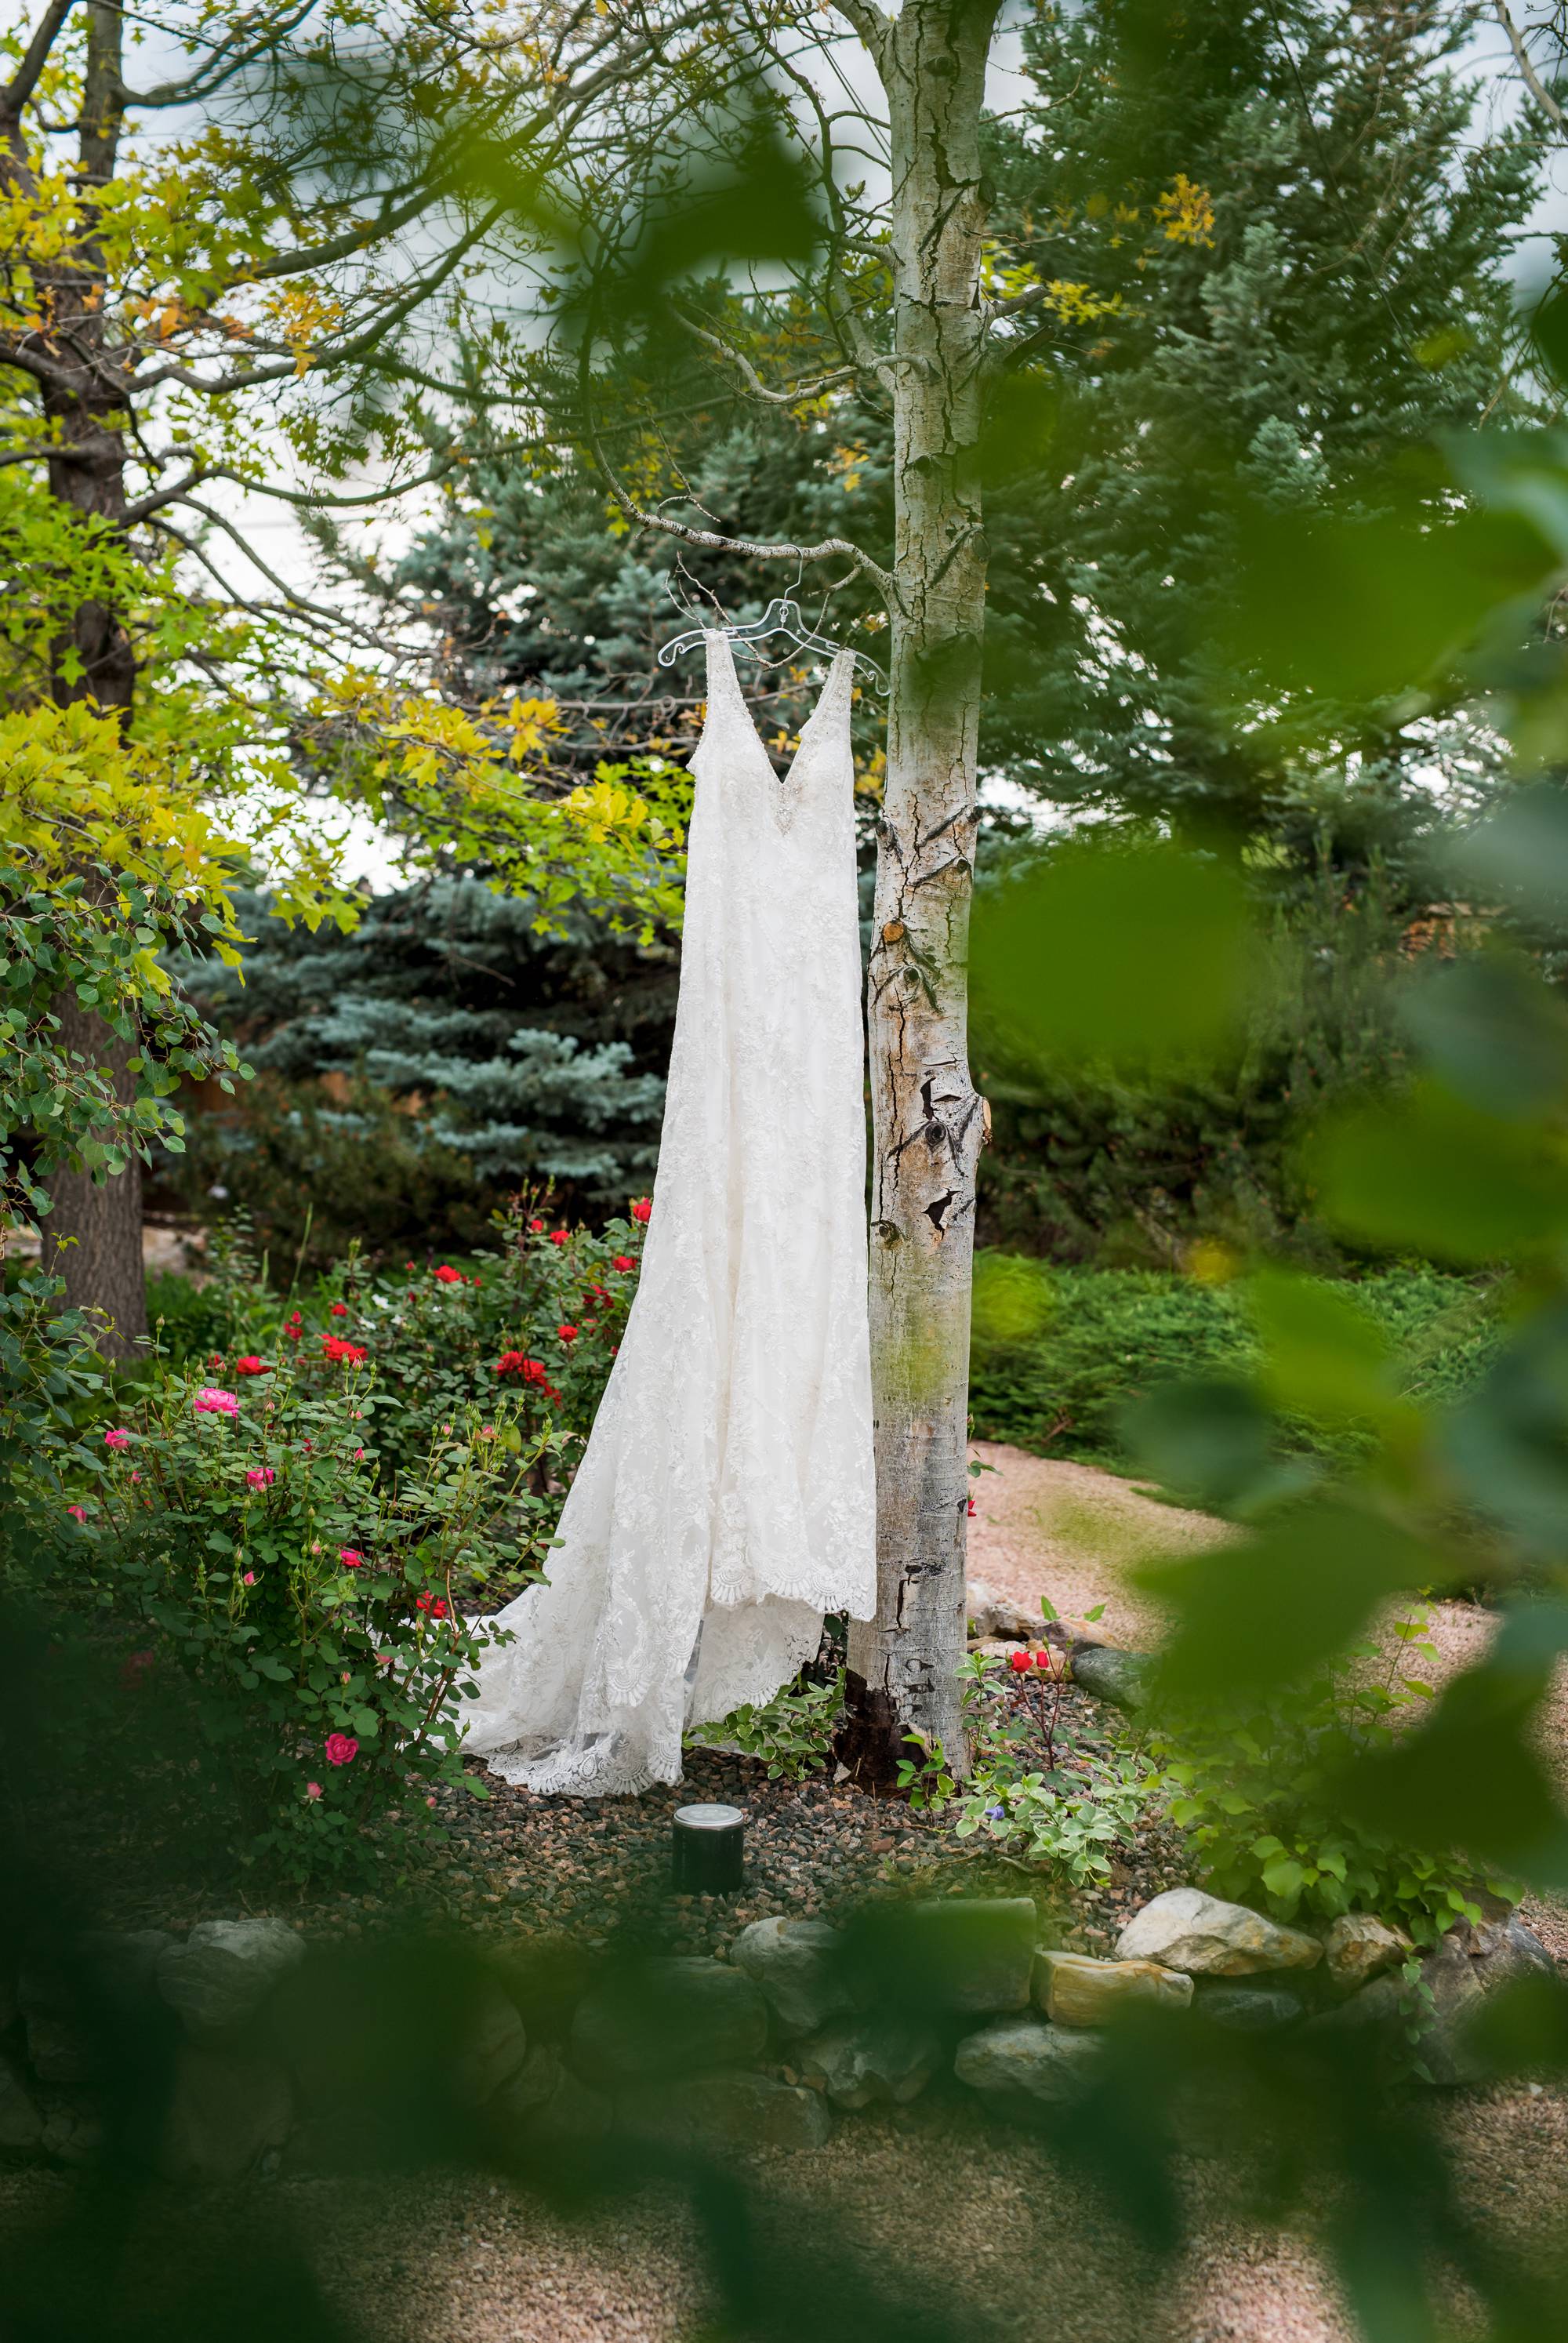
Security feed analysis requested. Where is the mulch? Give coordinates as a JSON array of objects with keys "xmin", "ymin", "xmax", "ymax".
[{"xmin": 281, "ymin": 1681, "xmax": 1193, "ymax": 1958}]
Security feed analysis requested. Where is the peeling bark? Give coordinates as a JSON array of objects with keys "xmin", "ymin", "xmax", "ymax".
[{"xmin": 840, "ymin": 0, "xmax": 998, "ymax": 1787}]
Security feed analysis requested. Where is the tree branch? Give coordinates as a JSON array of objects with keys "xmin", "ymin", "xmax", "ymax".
[
  {"xmin": 678, "ymin": 312, "xmax": 855, "ymax": 404},
  {"xmin": 829, "ymin": 0, "xmax": 892, "ymax": 72},
  {"xmin": 123, "ymin": 454, "xmax": 459, "ymax": 526},
  {"xmin": 1495, "ymin": 0, "xmax": 1566, "ymax": 128},
  {"xmin": 584, "ymin": 347, "xmax": 895, "ymax": 605},
  {"xmin": 0, "ymin": 0, "xmax": 78, "ymax": 122}
]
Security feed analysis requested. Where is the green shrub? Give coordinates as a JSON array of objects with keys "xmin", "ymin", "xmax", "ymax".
[
  {"xmin": 685, "ymin": 1669, "xmax": 845, "ymax": 1781},
  {"xmin": 1149, "ymin": 1626, "xmax": 1508, "ymax": 1945},
  {"xmin": 967, "ymin": 1255, "xmax": 1503, "ymax": 1471}
]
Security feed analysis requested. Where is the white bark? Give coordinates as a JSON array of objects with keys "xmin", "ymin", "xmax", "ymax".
[{"xmin": 839, "ymin": 0, "xmax": 998, "ymax": 1784}]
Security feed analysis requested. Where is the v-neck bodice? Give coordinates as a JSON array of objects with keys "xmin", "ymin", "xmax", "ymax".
[{"xmin": 693, "ymin": 630, "xmax": 856, "ymax": 830}]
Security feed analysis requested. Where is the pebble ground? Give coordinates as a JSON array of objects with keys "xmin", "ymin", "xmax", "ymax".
[{"xmin": 267, "ymin": 1680, "xmax": 1193, "ymax": 1958}]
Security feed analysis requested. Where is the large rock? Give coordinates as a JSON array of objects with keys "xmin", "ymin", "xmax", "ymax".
[
  {"xmin": 1197, "ymin": 1983, "xmax": 1306, "ymax": 2031},
  {"xmin": 495, "ymin": 1936, "xmax": 593, "ymax": 2042},
  {"xmin": 1069, "ymin": 1647, "xmax": 1152, "ymax": 1713},
  {"xmin": 488, "ymin": 2043, "xmax": 612, "ymax": 2149},
  {"xmin": 966, "ymin": 1580, "xmax": 1037, "ymax": 1643},
  {"xmin": 954, "ymin": 2016, "xmax": 1100, "ymax": 2110},
  {"xmin": 452, "ymin": 1982, "xmax": 530, "ymax": 2105},
  {"xmin": 568, "ymin": 1959, "xmax": 767, "ymax": 2087},
  {"xmin": 619, "ymin": 2070, "xmax": 833, "ymax": 2152},
  {"xmin": 867, "ymin": 1897, "xmax": 1039, "ymax": 2014},
  {"xmin": 1116, "ymin": 1889, "xmax": 1322, "ymax": 1977},
  {"xmin": 0, "ymin": 2052, "xmax": 42, "ymax": 2152},
  {"xmin": 157, "ymin": 1920, "xmax": 306, "ymax": 2033},
  {"xmin": 731, "ymin": 1917, "xmax": 855, "ymax": 2037},
  {"xmin": 793, "ymin": 2013, "xmax": 941, "ymax": 2110},
  {"xmin": 1033, "ymin": 1950, "xmax": 1192, "ymax": 2026},
  {"xmin": 1323, "ymin": 1913, "xmax": 1413, "ymax": 1992},
  {"xmin": 161, "ymin": 2044, "xmax": 293, "ymax": 2181},
  {"xmin": 1317, "ymin": 1915, "xmax": 1555, "ymax": 2086}
]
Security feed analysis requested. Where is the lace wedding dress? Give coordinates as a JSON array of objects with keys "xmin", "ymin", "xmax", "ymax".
[{"xmin": 462, "ymin": 632, "xmax": 876, "ymax": 1795}]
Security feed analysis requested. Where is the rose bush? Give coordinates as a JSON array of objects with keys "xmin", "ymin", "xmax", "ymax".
[
  {"xmin": 149, "ymin": 1193, "xmax": 643, "ymax": 1582},
  {"xmin": 56, "ymin": 1341, "xmax": 554, "ymax": 1879}
]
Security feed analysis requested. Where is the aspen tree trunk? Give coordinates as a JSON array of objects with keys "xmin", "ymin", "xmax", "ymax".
[
  {"xmin": 839, "ymin": 0, "xmax": 999, "ymax": 1785},
  {"xmin": 29, "ymin": 1, "xmax": 148, "ymax": 1358}
]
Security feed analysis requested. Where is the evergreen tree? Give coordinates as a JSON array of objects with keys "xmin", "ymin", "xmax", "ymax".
[
  {"xmin": 176, "ymin": 881, "xmax": 675, "ymax": 1259},
  {"xmin": 389, "ymin": 362, "xmax": 891, "ymax": 780},
  {"xmin": 979, "ymin": 0, "xmax": 1543, "ymax": 860}
]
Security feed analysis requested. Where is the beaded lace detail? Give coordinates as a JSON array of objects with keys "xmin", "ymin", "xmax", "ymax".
[{"xmin": 461, "ymin": 633, "xmax": 876, "ymax": 1795}]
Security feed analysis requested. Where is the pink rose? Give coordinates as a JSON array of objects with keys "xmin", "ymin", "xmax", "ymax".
[
  {"xmin": 103, "ymin": 1427, "xmax": 130, "ymax": 1449},
  {"xmin": 194, "ymin": 1386, "xmax": 240, "ymax": 1417},
  {"xmin": 243, "ymin": 1571, "xmax": 256, "ymax": 1586},
  {"xmin": 325, "ymin": 1732, "xmax": 358, "ymax": 1767},
  {"xmin": 305, "ymin": 1781, "xmax": 323, "ymax": 1800},
  {"xmin": 65, "ymin": 1504, "xmax": 86, "ymax": 1523},
  {"xmin": 339, "ymin": 1548, "xmax": 364, "ymax": 1568},
  {"xmin": 245, "ymin": 1467, "xmax": 275, "ymax": 1490}
]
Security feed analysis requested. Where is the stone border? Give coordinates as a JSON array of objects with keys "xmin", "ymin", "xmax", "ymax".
[{"xmin": 3, "ymin": 1887, "xmax": 1554, "ymax": 2175}]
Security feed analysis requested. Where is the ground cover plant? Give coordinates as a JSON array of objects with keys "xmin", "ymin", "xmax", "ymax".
[{"xmin": 968, "ymin": 1255, "xmax": 1504, "ymax": 1475}]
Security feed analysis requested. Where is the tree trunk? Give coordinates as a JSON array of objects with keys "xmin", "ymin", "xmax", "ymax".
[
  {"xmin": 840, "ymin": 0, "xmax": 998, "ymax": 1786},
  {"xmin": 41, "ymin": 1000, "xmax": 147, "ymax": 1360},
  {"xmin": 31, "ymin": 1, "xmax": 147, "ymax": 1346}
]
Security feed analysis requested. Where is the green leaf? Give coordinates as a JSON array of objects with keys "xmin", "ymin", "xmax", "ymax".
[
  {"xmin": 1138, "ymin": 1500, "xmax": 1447, "ymax": 1704},
  {"xmin": 1310, "ymin": 1081, "xmax": 1568, "ymax": 1262},
  {"xmin": 969, "ymin": 842, "xmax": 1253, "ymax": 1081}
]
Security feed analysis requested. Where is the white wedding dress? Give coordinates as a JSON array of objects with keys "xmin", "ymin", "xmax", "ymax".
[{"xmin": 462, "ymin": 632, "xmax": 876, "ymax": 1795}]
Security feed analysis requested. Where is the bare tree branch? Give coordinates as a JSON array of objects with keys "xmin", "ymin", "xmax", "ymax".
[
  {"xmin": 583, "ymin": 338, "xmax": 895, "ymax": 603},
  {"xmin": 1495, "ymin": 0, "xmax": 1566, "ymax": 128},
  {"xmin": 679, "ymin": 311, "xmax": 856, "ymax": 403},
  {"xmin": 124, "ymin": 454, "xmax": 460, "ymax": 526}
]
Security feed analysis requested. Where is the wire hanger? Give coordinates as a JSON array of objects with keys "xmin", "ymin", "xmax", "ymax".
[{"xmin": 656, "ymin": 566, "xmax": 887, "ymax": 697}]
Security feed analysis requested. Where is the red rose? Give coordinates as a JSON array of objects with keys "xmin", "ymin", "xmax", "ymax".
[
  {"xmin": 234, "ymin": 1355, "xmax": 270, "ymax": 1376},
  {"xmin": 528, "ymin": 1218, "xmax": 545, "ymax": 1233},
  {"xmin": 557, "ymin": 1323, "xmax": 578, "ymax": 1342},
  {"xmin": 612, "ymin": 1255, "xmax": 636, "ymax": 1272},
  {"xmin": 330, "ymin": 1302, "xmax": 348, "ymax": 1318},
  {"xmin": 966, "ymin": 1495, "xmax": 977, "ymax": 1517},
  {"xmin": 1008, "ymin": 1649, "xmax": 1029, "ymax": 1673},
  {"xmin": 324, "ymin": 1731, "xmax": 358, "ymax": 1767},
  {"xmin": 630, "ymin": 1197, "xmax": 652, "ymax": 1223},
  {"xmin": 321, "ymin": 1335, "xmax": 368, "ymax": 1364},
  {"xmin": 549, "ymin": 1230, "xmax": 569, "ymax": 1247},
  {"xmin": 434, "ymin": 1264, "xmax": 463, "ymax": 1284},
  {"xmin": 415, "ymin": 1591, "xmax": 449, "ymax": 1619}
]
